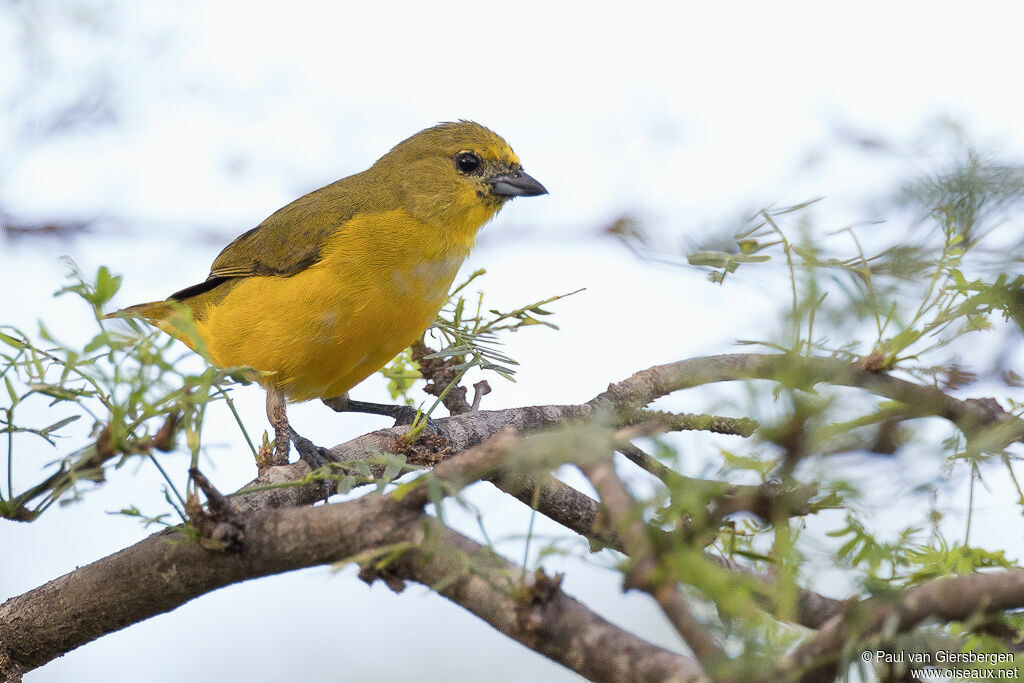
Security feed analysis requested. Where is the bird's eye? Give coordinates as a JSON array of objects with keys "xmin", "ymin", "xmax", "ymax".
[{"xmin": 455, "ymin": 151, "xmax": 481, "ymax": 174}]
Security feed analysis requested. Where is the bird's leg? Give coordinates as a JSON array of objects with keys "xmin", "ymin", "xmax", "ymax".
[
  {"xmin": 265, "ymin": 387, "xmax": 334, "ymax": 471},
  {"xmin": 322, "ymin": 394, "xmax": 447, "ymax": 436},
  {"xmin": 265, "ymin": 387, "xmax": 291, "ymax": 466}
]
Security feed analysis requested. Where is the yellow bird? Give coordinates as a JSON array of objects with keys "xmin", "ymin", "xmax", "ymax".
[{"xmin": 110, "ymin": 121, "xmax": 547, "ymax": 464}]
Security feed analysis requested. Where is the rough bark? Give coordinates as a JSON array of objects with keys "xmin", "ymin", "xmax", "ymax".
[
  {"xmin": 5, "ymin": 353, "xmax": 1019, "ymax": 681},
  {"xmin": 0, "ymin": 432, "xmax": 703, "ymax": 682}
]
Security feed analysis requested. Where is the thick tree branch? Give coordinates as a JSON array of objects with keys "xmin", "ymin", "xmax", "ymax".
[
  {"xmin": 231, "ymin": 418, "xmax": 844, "ymax": 634},
  {"xmin": 234, "ymin": 353, "xmax": 1021, "ymax": 513},
  {"xmin": 391, "ymin": 522, "xmax": 708, "ymax": 683},
  {"xmin": 0, "ymin": 432, "xmax": 701, "ymax": 682},
  {"xmin": 232, "ymin": 403, "xmax": 593, "ymax": 511},
  {"xmin": 0, "ymin": 493, "xmax": 419, "ymax": 678},
  {"xmin": 8, "ymin": 353, "xmax": 1006, "ymax": 680},
  {"xmin": 591, "ymin": 354, "xmax": 1024, "ymax": 447}
]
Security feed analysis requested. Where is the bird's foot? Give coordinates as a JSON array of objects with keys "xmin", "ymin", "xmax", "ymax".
[
  {"xmin": 390, "ymin": 405, "xmax": 447, "ymax": 437},
  {"xmin": 290, "ymin": 429, "xmax": 334, "ymax": 470},
  {"xmin": 323, "ymin": 397, "xmax": 448, "ymax": 438},
  {"xmin": 290, "ymin": 429, "xmax": 334, "ymax": 501}
]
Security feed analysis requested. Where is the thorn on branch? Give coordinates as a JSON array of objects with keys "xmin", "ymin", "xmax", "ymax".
[
  {"xmin": 527, "ymin": 568, "xmax": 564, "ymax": 603},
  {"xmin": 186, "ymin": 467, "xmax": 245, "ymax": 552},
  {"xmin": 254, "ymin": 433, "xmax": 276, "ymax": 470}
]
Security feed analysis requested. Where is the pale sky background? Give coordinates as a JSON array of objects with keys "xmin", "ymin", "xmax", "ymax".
[{"xmin": 3, "ymin": 1, "xmax": 1024, "ymax": 681}]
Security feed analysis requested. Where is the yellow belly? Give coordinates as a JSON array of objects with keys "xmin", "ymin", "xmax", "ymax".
[{"xmin": 194, "ymin": 212, "xmax": 471, "ymax": 402}]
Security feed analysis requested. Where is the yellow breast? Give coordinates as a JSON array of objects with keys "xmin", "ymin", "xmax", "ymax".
[{"xmin": 194, "ymin": 210, "xmax": 475, "ymax": 402}]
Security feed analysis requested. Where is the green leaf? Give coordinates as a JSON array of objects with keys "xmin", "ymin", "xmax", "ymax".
[
  {"xmin": 94, "ymin": 266, "xmax": 123, "ymax": 305},
  {"xmin": 382, "ymin": 453, "xmax": 407, "ymax": 481},
  {"xmin": 28, "ymin": 383, "xmax": 93, "ymax": 402},
  {"xmin": 334, "ymin": 475, "xmax": 357, "ymax": 495},
  {"xmin": 0, "ymin": 331, "xmax": 24, "ymax": 350},
  {"xmin": 42, "ymin": 415, "xmax": 81, "ymax": 434},
  {"xmin": 687, "ymin": 251, "xmax": 733, "ymax": 268},
  {"xmin": 4, "ymin": 376, "xmax": 18, "ymax": 406},
  {"xmin": 427, "ymin": 476, "xmax": 446, "ymax": 524},
  {"xmin": 84, "ymin": 332, "xmax": 111, "ymax": 354}
]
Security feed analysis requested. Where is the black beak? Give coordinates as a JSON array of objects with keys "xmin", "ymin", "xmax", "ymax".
[{"xmin": 488, "ymin": 169, "xmax": 548, "ymax": 197}]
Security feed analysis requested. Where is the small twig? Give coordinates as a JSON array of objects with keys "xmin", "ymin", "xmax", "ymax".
[
  {"xmin": 614, "ymin": 440, "xmax": 686, "ymax": 486},
  {"xmin": 186, "ymin": 467, "xmax": 245, "ymax": 551},
  {"xmin": 470, "ymin": 380, "xmax": 491, "ymax": 411},
  {"xmin": 614, "ymin": 441, "xmax": 824, "ymax": 530},
  {"xmin": 614, "ymin": 410, "xmax": 759, "ymax": 439},
  {"xmin": 491, "ymin": 470, "xmax": 844, "ymax": 629},
  {"xmin": 412, "ymin": 340, "xmax": 473, "ymax": 415},
  {"xmin": 580, "ymin": 458, "xmax": 729, "ymax": 678}
]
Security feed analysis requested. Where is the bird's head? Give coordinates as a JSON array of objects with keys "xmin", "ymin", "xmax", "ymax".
[{"xmin": 373, "ymin": 121, "xmax": 547, "ymax": 237}]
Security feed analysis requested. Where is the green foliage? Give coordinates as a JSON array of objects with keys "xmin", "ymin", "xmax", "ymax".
[
  {"xmin": 402, "ymin": 269, "xmax": 579, "ymax": 436},
  {"xmin": 0, "ymin": 261, "xmax": 254, "ymax": 522},
  {"xmin": 609, "ymin": 137, "xmax": 1024, "ymax": 677},
  {"xmin": 821, "ymin": 516, "xmax": 1011, "ymax": 588},
  {"xmin": 430, "ymin": 268, "xmax": 580, "ymax": 380},
  {"xmin": 379, "ymin": 348, "xmax": 421, "ymax": 406},
  {"xmin": 379, "ymin": 268, "xmax": 579, "ymax": 411}
]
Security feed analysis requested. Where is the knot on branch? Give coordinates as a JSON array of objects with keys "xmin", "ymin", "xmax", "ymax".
[
  {"xmin": 589, "ymin": 371, "xmax": 665, "ymax": 413},
  {"xmin": 517, "ymin": 569, "xmax": 565, "ymax": 634},
  {"xmin": 963, "ymin": 397, "xmax": 1008, "ymax": 424},
  {"xmin": 853, "ymin": 352, "xmax": 887, "ymax": 373},
  {"xmin": 389, "ymin": 432, "xmax": 454, "ymax": 467},
  {"xmin": 186, "ymin": 468, "xmax": 245, "ymax": 552},
  {"xmin": 470, "ymin": 380, "xmax": 491, "ymax": 411},
  {"xmin": 357, "ymin": 564, "xmax": 406, "ymax": 594}
]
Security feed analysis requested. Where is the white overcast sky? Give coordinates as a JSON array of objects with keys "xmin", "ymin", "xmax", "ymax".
[{"xmin": 3, "ymin": 1, "xmax": 1024, "ymax": 681}]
